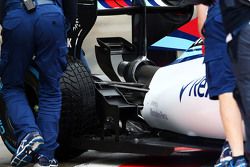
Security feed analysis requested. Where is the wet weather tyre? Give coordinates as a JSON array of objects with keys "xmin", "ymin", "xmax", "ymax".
[
  {"xmin": 0, "ymin": 60, "xmax": 98, "ymax": 161},
  {"xmin": 56, "ymin": 60, "xmax": 98, "ymax": 160}
]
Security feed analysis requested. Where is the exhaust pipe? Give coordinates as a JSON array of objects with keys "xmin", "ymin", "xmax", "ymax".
[{"xmin": 118, "ymin": 58, "xmax": 159, "ymax": 85}]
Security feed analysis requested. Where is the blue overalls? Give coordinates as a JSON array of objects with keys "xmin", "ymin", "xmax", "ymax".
[
  {"xmin": 0, "ymin": 0, "xmax": 67, "ymax": 159},
  {"xmin": 203, "ymin": 0, "xmax": 236, "ymax": 100}
]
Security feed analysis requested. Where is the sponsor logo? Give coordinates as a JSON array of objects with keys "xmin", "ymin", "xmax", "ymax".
[
  {"xmin": 67, "ymin": 38, "xmax": 72, "ymax": 48},
  {"xmin": 150, "ymin": 101, "xmax": 168, "ymax": 120},
  {"xmin": 179, "ymin": 76, "xmax": 208, "ymax": 102},
  {"xmin": 0, "ymin": 120, "xmax": 5, "ymax": 135},
  {"xmin": 73, "ymin": 18, "xmax": 81, "ymax": 31},
  {"xmin": 67, "ymin": 18, "xmax": 81, "ymax": 48}
]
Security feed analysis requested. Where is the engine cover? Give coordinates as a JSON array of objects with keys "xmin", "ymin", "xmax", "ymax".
[{"xmin": 142, "ymin": 57, "xmax": 227, "ymax": 139}]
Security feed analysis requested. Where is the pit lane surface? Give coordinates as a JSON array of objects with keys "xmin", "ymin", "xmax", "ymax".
[{"xmin": 0, "ymin": 139, "xmax": 219, "ymax": 167}]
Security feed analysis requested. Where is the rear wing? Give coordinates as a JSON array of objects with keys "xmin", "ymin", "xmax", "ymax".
[
  {"xmin": 97, "ymin": 0, "xmax": 192, "ymax": 15},
  {"xmin": 68, "ymin": 0, "xmax": 195, "ymax": 61}
]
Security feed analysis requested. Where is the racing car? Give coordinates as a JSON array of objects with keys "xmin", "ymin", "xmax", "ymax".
[{"xmin": 0, "ymin": 0, "xmax": 226, "ymax": 161}]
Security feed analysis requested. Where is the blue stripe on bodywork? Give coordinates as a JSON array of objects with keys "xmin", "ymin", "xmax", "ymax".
[
  {"xmin": 97, "ymin": 1, "xmax": 106, "ymax": 9},
  {"xmin": 147, "ymin": 0, "xmax": 159, "ymax": 6},
  {"xmin": 124, "ymin": 0, "xmax": 132, "ymax": 6},
  {"xmin": 170, "ymin": 30, "xmax": 198, "ymax": 42},
  {"xmin": 174, "ymin": 54, "xmax": 203, "ymax": 64},
  {"xmin": 151, "ymin": 36, "xmax": 195, "ymax": 51},
  {"xmin": 98, "ymin": 0, "xmax": 110, "ymax": 8}
]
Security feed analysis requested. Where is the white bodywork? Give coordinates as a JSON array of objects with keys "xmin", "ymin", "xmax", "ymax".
[{"xmin": 142, "ymin": 57, "xmax": 226, "ymax": 139}]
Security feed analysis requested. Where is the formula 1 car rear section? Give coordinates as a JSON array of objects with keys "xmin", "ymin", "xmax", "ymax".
[{"xmin": 0, "ymin": 0, "xmax": 224, "ymax": 161}]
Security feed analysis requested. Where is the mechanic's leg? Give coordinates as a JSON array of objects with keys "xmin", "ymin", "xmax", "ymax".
[
  {"xmin": 36, "ymin": 74, "xmax": 63, "ymax": 159},
  {"xmin": 230, "ymin": 24, "xmax": 250, "ymax": 154},
  {"xmin": 0, "ymin": 9, "xmax": 40, "ymax": 143},
  {"xmin": 204, "ymin": 15, "xmax": 245, "ymax": 159},
  {"xmin": 219, "ymin": 92, "xmax": 244, "ymax": 156},
  {"xmin": 34, "ymin": 5, "xmax": 67, "ymax": 159}
]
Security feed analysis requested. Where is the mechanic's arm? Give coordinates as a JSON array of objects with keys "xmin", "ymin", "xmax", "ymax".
[{"xmin": 196, "ymin": 4, "xmax": 208, "ymax": 38}]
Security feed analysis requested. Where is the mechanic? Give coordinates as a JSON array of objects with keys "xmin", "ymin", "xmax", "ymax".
[
  {"xmin": 220, "ymin": 0, "xmax": 250, "ymax": 163},
  {"xmin": 0, "ymin": 0, "xmax": 77, "ymax": 166},
  {"xmin": 197, "ymin": 0, "xmax": 248, "ymax": 166}
]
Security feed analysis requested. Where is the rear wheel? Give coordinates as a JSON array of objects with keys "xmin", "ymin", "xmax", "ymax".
[
  {"xmin": 56, "ymin": 60, "xmax": 99, "ymax": 160},
  {"xmin": 0, "ymin": 60, "xmax": 98, "ymax": 161}
]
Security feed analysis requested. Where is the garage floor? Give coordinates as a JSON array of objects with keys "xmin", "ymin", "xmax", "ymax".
[{"xmin": 0, "ymin": 139, "xmax": 219, "ymax": 167}]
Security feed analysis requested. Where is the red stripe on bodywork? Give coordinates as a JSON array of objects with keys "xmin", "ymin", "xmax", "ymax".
[
  {"xmin": 178, "ymin": 18, "xmax": 200, "ymax": 38},
  {"xmin": 116, "ymin": 0, "xmax": 129, "ymax": 6},
  {"xmin": 104, "ymin": 0, "xmax": 121, "ymax": 8}
]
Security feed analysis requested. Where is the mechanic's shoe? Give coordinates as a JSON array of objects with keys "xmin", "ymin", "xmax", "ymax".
[
  {"xmin": 11, "ymin": 132, "xmax": 44, "ymax": 167},
  {"xmin": 227, "ymin": 157, "xmax": 249, "ymax": 167},
  {"xmin": 33, "ymin": 155, "xmax": 58, "ymax": 167},
  {"xmin": 214, "ymin": 141, "xmax": 232, "ymax": 167}
]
